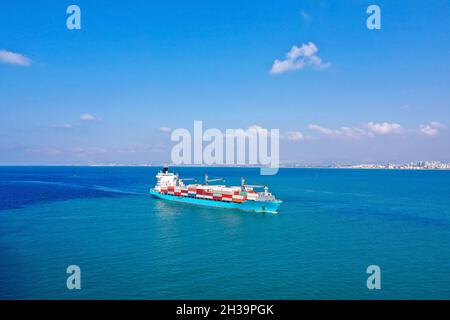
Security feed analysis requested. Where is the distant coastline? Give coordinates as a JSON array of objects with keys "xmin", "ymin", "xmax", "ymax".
[{"xmin": 1, "ymin": 161, "xmax": 450, "ymax": 170}]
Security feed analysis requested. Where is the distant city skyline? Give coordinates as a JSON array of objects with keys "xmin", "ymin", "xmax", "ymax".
[{"xmin": 1, "ymin": 1, "xmax": 449, "ymax": 165}]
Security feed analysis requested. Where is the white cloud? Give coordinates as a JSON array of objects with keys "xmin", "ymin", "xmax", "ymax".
[
  {"xmin": 224, "ymin": 125, "xmax": 272, "ymax": 139},
  {"xmin": 80, "ymin": 113, "xmax": 96, "ymax": 121},
  {"xmin": 285, "ymin": 131, "xmax": 305, "ymax": 141},
  {"xmin": 159, "ymin": 127, "xmax": 172, "ymax": 133},
  {"xmin": 270, "ymin": 42, "xmax": 330, "ymax": 74},
  {"xmin": 366, "ymin": 122, "xmax": 401, "ymax": 135},
  {"xmin": 299, "ymin": 10, "xmax": 311, "ymax": 23},
  {"xmin": 419, "ymin": 121, "xmax": 446, "ymax": 136},
  {"xmin": 308, "ymin": 124, "xmax": 339, "ymax": 136},
  {"xmin": 339, "ymin": 127, "xmax": 369, "ymax": 138},
  {"xmin": 50, "ymin": 123, "xmax": 74, "ymax": 129},
  {"xmin": 308, "ymin": 124, "xmax": 368, "ymax": 139},
  {"xmin": 0, "ymin": 49, "xmax": 31, "ymax": 66},
  {"xmin": 308, "ymin": 122, "xmax": 402, "ymax": 139},
  {"xmin": 303, "ymin": 121, "xmax": 447, "ymax": 140}
]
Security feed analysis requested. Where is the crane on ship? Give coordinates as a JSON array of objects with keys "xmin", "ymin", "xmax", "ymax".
[
  {"xmin": 204, "ymin": 173, "xmax": 225, "ymax": 185},
  {"xmin": 174, "ymin": 173, "xmax": 196, "ymax": 186},
  {"xmin": 240, "ymin": 177, "xmax": 269, "ymax": 195}
]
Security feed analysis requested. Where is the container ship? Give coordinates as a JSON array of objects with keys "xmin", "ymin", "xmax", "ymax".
[{"xmin": 149, "ymin": 166, "xmax": 282, "ymax": 213}]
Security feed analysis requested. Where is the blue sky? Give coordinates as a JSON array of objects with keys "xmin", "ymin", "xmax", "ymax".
[{"xmin": 1, "ymin": 0, "xmax": 449, "ymax": 164}]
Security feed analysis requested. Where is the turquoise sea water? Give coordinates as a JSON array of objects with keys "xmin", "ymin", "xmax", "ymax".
[{"xmin": 1, "ymin": 166, "xmax": 450, "ymax": 299}]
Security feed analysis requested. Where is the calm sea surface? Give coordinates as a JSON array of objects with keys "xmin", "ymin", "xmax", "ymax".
[{"xmin": 1, "ymin": 166, "xmax": 450, "ymax": 299}]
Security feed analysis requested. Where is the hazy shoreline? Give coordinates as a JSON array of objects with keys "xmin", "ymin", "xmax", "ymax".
[{"xmin": 1, "ymin": 164, "xmax": 450, "ymax": 170}]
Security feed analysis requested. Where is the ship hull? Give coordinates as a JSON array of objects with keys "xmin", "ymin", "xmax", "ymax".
[{"xmin": 149, "ymin": 189, "xmax": 281, "ymax": 213}]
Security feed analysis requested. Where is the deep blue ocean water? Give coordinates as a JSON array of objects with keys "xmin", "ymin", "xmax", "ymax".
[{"xmin": 1, "ymin": 166, "xmax": 450, "ymax": 299}]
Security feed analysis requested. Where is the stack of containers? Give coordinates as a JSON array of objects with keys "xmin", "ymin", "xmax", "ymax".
[
  {"xmin": 188, "ymin": 186, "xmax": 197, "ymax": 197},
  {"xmin": 203, "ymin": 190, "xmax": 213, "ymax": 200},
  {"xmin": 232, "ymin": 194, "xmax": 245, "ymax": 203},
  {"xmin": 220, "ymin": 187, "xmax": 233, "ymax": 202},
  {"xmin": 162, "ymin": 184, "xmax": 256, "ymax": 203},
  {"xmin": 160, "ymin": 187, "xmax": 168, "ymax": 194},
  {"xmin": 246, "ymin": 191, "xmax": 258, "ymax": 201},
  {"xmin": 222, "ymin": 194, "xmax": 232, "ymax": 201},
  {"xmin": 195, "ymin": 187, "xmax": 206, "ymax": 199}
]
